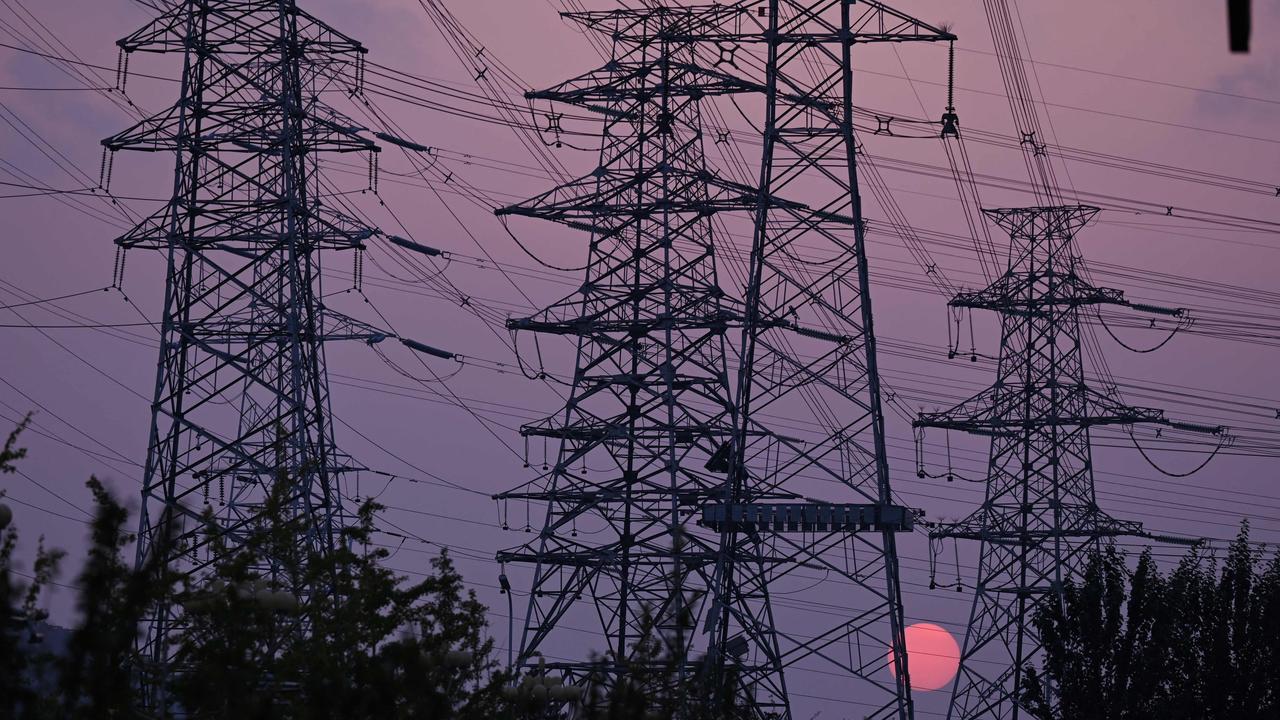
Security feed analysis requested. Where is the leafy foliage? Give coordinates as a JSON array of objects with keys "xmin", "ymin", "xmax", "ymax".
[
  {"xmin": 58, "ymin": 476, "xmax": 173, "ymax": 720},
  {"xmin": 0, "ymin": 417, "xmax": 63, "ymax": 719},
  {"xmin": 169, "ymin": 473, "xmax": 510, "ymax": 719},
  {"xmin": 0, "ymin": 424, "xmax": 762, "ymax": 719},
  {"xmin": 0, "ymin": 425, "xmax": 510, "ymax": 719},
  {"xmin": 1025, "ymin": 526, "xmax": 1280, "ymax": 719}
]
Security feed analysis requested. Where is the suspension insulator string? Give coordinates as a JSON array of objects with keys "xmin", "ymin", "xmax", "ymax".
[
  {"xmin": 915, "ymin": 426, "xmax": 927, "ymax": 478},
  {"xmin": 968, "ymin": 308, "xmax": 978, "ymax": 362},
  {"xmin": 116, "ymin": 248, "xmax": 128, "ymax": 287},
  {"xmin": 940, "ymin": 40, "xmax": 959, "ymax": 138},
  {"xmin": 946, "ymin": 429, "xmax": 955, "ymax": 482},
  {"xmin": 946, "ymin": 307, "xmax": 955, "ymax": 358},
  {"xmin": 953, "ymin": 539, "xmax": 963, "ymax": 591},
  {"xmin": 111, "ymin": 246, "xmax": 123, "ymax": 289},
  {"xmin": 928, "ymin": 535, "xmax": 940, "ymax": 589},
  {"xmin": 947, "ymin": 40, "xmax": 956, "ymax": 111},
  {"xmin": 103, "ymin": 151, "xmax": 115, "ymax": 193}
]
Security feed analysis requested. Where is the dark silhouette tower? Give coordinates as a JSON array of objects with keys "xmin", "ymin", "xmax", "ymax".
[
  {"xmin": 499, "ymin": 3, "xmax": 954, "ymax": 718},
  {"xmin": 920, "ymin": 4, "xmax": 1224, "ymax": 717},
  {"xmin": 105, "ymin": 1, "xmax": 381, "ymax": 707},
  {"xmin": 705, "ymin": 3, "xmax": 952, "ymax": 718},
  {"xmin": 915, "ymin": 206, "xmax": 1209, "ymax": 719},
  {"xmin": 493, "ymin": 5, "xmax": 777, "ymax": 711}
]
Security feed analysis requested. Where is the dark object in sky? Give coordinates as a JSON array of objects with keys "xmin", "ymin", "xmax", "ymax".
[{"xmin": 1229, "ymin": 0, "xmax": 1251, "ymax": 53}]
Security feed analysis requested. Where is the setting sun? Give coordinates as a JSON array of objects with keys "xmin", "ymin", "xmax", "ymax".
[{"xmin": 888, "ymin": 623, "xmax": 962, "ymax": 691}]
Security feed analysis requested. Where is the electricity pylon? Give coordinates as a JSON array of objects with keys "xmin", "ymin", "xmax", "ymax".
[
  {"xmin": 493, "ymin": 5, "xmax": 783, "ymax": 712},
  {"xmin": 104, "ymin": 1, "xmax": 383, "ymax": 707},
  {"xmin": 499, "ymin": 3, "xmax": 953, "ymax": 718},
  {"xmin": 914, "ymin": 206, "xmax": 1216, "ymax": 719},
  {"xmin": 701, "ymin": 3, "xmax": 951, "ymax": 718}
]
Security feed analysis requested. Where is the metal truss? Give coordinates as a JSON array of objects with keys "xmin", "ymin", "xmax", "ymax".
[
  {"xmin": 500, "ymin": 2, "xmax": 953, "ymax": 718},
  {"xmin": 495, "ymin": 6, "xmax": 785, "ymax": 714},
  {"xmin": 915, "ymin": 206, "xmax": 1177, "ymax": 720},
  {"xmin": 104, "ymin": 1, "xmax": 380, "ymax": 709},
  {"xmin": 716, "ymin": 3, "xmax": 951, "ymax": 719}
]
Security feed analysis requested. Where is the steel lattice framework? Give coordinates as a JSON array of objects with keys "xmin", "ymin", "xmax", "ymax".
[
  {"xmin": 494, "ymin": 5, "xmax": 780, "ymax": 712},
  {"xmin": 709, "ymin": 3, "xmax": 951, "ymax": 718},
  {"xmin": 915, "ymin": 206, "xmax": 1177, "ymax": 719},
  {"xmin": 499, "ymin": 3, "xmax": 953, "ymax": 718},
  {"xmin": 105, "ymin": 1, "xmax": 382, "ymax": 707}
]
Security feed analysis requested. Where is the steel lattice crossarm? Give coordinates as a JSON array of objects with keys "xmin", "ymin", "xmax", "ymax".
[
  {"xmin": 916, "ymin": 384, "xmax": 1167, "ymax": 435},
  {"xmin": 115, "ymin": 0, "xmax": 368, "ymax": 55},
  {"xmin": 525, "ymin": 58, "xmax": 762, "ymax": 113},
  {"xmin": 493, "ymin": 6, "xmax": 793, "ymax": 718},
  {"xmin": 930, "ymin": 512, "xmax": 1145, "ymax": 545},
  {"xmin": 566, "ymin": 0, "xmax": 952, "ymax": 45},
  {"xmin": 910, "ymin": 205, "xmax": 1189, "ymax": 720},
  {"xmin": 948, "ymin": 207, "xmax": 1122, "ymax": 312},
  {"xmin": 104, "ymin": 1, "xmax": 381, "ymax": 710},
  {"xmin": 105, "ymin": 10, "xmax": 375, "ymax": 253},
  {"xmin": 558, "ymin": 4, "xmax": 746, "ymax": 40},
  {"xmin": 496, "ymin": 168, "xmax": 762, "ymax": 231}
]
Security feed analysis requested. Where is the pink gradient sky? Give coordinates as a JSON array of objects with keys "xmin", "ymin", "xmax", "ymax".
[{"xmin": 2, "ymin": 1, "xmax": 1277, "ymax": 714}]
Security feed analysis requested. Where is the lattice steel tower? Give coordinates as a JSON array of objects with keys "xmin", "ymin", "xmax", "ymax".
[
  {"xmin": 494, "ymin": 5, "xmax": 778, "ymax": 712},
  {"xmin": 712, "ymin": 3, "xmax": 952, "ymax": 718},
  {"xmin": 498, "ymin": 3, "xmax": 954, "ymax": 718},
  {"xmin": 914, "ymin": 206, "xmax": 1199, "ymax": 719},
  {"xmin": 105, "ymin": 1, "xmax": 380, "ymax": 706}
]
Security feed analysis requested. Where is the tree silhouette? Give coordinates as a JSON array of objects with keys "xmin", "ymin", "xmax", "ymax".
[
  {"xmin": 56, "ymin": 476, "xmax": 173, "ymax": 720},
  {"xmin": 170, "ymin": 472, "xmax": 510, "ymax": 719},
  {"xmin": 1026, "ymin": 526, "xmax": 1280, "ymax": 719},
  {"xmin": 0, "ymin": 418, "xmax": 63, "ymax": 719},
  {"xmin": 1, "ymin": 425, "xmax": 760, "ymax": 719}
]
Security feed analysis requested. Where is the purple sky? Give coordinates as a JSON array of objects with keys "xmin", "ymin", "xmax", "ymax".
[{"xmin": 2, "ymin": 0, "xmax": 1278, "ymax": 715}]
